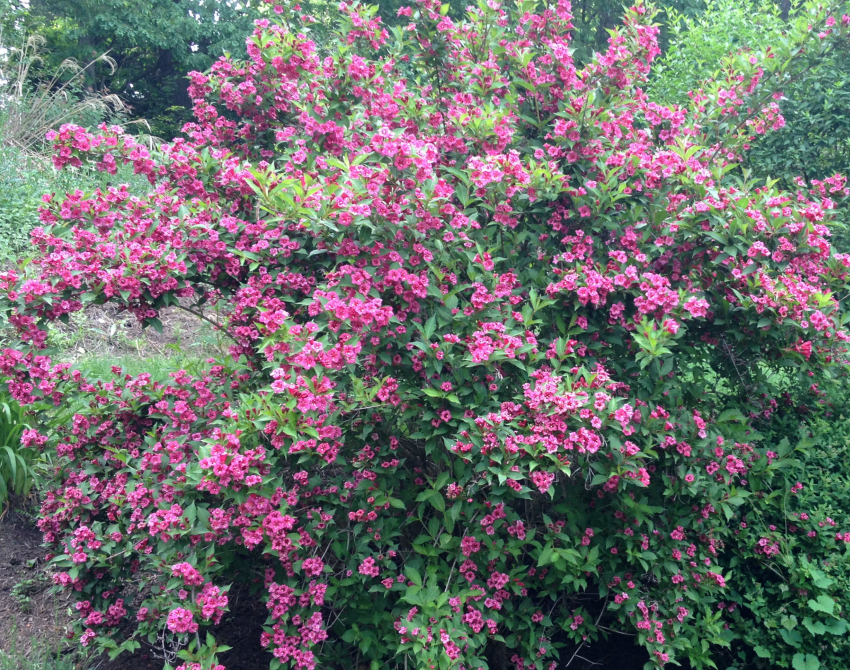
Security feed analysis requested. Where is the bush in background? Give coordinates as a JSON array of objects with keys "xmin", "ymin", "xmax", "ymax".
[
  {"xmin": 0, "ymin": 147, "xmax": 147, "ymax": 265},
  {"xmin": 648, "ymin": 0, "xmax": 850, "ymax": 249},
  {"xmin": 0, "ymin": 33, "xmax": 152, "ymax": 265}
]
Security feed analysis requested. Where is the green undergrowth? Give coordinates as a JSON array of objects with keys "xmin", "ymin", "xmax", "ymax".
[
  {"xmin": 0, "ymin": 630, "xmax": 79, "ymax": 670},
  {"xmin": 71, "ymin": 352, "xmax": 210, "ymax": 382}
]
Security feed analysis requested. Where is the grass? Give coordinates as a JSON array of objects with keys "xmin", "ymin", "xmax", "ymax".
[
  {"xmin": 72, "ymin": 352, "xmax": 211, "ymax": 382},
  {"xmin": 0, "ymin": 631, "xmax": 78, "ymax": 670}
]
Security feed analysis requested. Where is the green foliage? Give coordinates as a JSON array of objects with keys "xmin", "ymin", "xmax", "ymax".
[
  {"xmin": 0, "ymin": 29, "xmax": 151, "ymax": 264},
  {"xmin": 0, "ymin": 391, "xmax": 32, "ymax": 509},
  {"xmin": 0, "ymin": 149, "xmax": 48, "ymax": 264},
  {"xmin": 647, "ymin": 0, "xmax": 850, "ymax": 249},
  {"xmin": 9, "ymin": 0, "xmax": 713, "ymax": 141},
  {"xmin": 647, "ymin": 0, "xmax": 788, "ymax": 104},
  {"xmin": 1, "ymin": 0, "xmax": 849, "ymax": 667},
  {"xmin": 12, "ymin": 569, "xmax": 49, "ymax": 613},
  {"xmin": 714, "ymin": 398, "xmax": 850, "ymax": 670},
  {"xmin": 746, "ymin": 45, "xmax": 850, "ymax": 185},
  {"xmin": 5, "ymin": 0, "xmax": 850, "ymax": 667}
]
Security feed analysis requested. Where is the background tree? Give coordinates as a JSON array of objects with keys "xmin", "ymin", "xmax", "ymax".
[
  {"xmin": 6, "ymin": 0, "xmax": 715, "ymax": 140},
  {"xmin": 8, "ymin": 0, "xmax": 266, "ymax": 137}
]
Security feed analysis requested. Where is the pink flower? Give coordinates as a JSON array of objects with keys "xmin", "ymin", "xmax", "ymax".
[
  {"xmin": 166, "ymin": 608, "xmax": 198, "ymax": 634},
  {"xmin": 531, "ymin": 470, "xmax": 555, "ymax": 493},
  {"xmin": 683, "ymin": 298, "xmax": 709, "ymax": 318},
  {"xmin": 302, "ymin": 557, "xmax": 325, "ymax": 577}
]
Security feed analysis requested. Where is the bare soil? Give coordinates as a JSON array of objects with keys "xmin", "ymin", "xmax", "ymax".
[
  {"xmin": 0, "ymin": 507, "xmax": 70, "ymax": 657},
  {"xmin": 46, "ymin": 303, "xmax": 225, "ymax": 365}
]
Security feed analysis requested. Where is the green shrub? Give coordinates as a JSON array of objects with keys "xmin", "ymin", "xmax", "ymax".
[
  {"xmin": 0, "ymin": 33, "xmax": 152, "ymax": 265},
  {"xmin": 3, "ymin": 2, "xmax": 850, "ymax": 670},
  {"xmin": 746, "ymin": 46, "xmax": 850, "ymax": 186},
  {"xmin": 0, "ymin": 149, "xmax": 62, "ymax": 264},
  {"xmin": 711, "ymin": 393, "xmax": 850, "ymax": 670},
  {"xmin": 646, "ymin": 0, "xmax": 788, "ymax": 105}
]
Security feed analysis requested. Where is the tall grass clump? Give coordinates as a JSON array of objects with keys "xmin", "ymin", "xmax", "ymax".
[{"xmin": 0, "ymin": 391, "xmax": 32, "ymax": 511}]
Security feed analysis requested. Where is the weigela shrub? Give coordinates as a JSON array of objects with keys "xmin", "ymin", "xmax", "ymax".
[{"xmin": 2, "ymin": 0, "xmax": 850, "ymax": 668}]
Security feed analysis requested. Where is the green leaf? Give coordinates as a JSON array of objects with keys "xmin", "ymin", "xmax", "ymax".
[
  {"xmin": 717, "ymin": 408, "xmax": 746, "ymax": 423},
  {"xmin": 808, "ymin": 595, "xmax": 835, "ymax": 615},
  {"xmin": 823, "ymin": 618, "xmax": 848, "ymax": 635},
  {"xmin": 145, "ymin": 317, "xmax": 164, "ymax": 334},
  {"xmin": 405, "ymin": 566, "xmax": 422, "ymax": 587},
  {"xmin": 423, "ymin": 314, "xmax": 436, "ymax": 339},
  {"xmin": 780, "ymin": 628, "xmax": 802, "ymax": 647},
  {"xmin": 810, "ymin": 571, "xmax": 833, "ymax": 589},
  {"xmin": 791, "ymin": 653, "xmax": 820, "ymax": 670},
  {"xmin": 428, "ymin": 490, "xmax": 445, "ymax": 512},
  {"xmin": 538, "ymin": 543, "xmax": 554, "ymax": 567},
  {"xmin": 802, "ymin": 617, "xmax": 826, "ymax": 636}
]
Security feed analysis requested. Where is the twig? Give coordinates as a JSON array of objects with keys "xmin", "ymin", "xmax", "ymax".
[
  {"xmin": 597, "ymin": 625, "xmax": 636, "ymax": 636},
  {"xmin": 174, "ymin": 304, "xmax": 239, "ymax": 344},
  {"xmin": 325, "ymin": 603, "xmax": 348, "ymax": 630},
  {"xmin": 340, "ymin": 405, "xmax": 384, "ymax": 415},
  {"xmin": 565, "ymin": 592, "xmax": 609, "ymax": 667},
  {"xmin": 575, "ymin": 655, "xmax": 602, "ymax": 666},
  {"xmin": 443, "ymin": 555, "xmax": 458, "ymax": 593}
]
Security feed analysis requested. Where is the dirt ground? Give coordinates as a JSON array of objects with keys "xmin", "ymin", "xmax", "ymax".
[
  {"xmin": 46, "ymin": 303, "xmax": 225, "ymax": 366},
  {"xmin": 0, "ymin": 507, "xmax": 70, "ymax": 657}
]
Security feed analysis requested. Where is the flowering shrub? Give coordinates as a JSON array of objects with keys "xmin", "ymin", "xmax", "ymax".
[{"xmin": 2, "ymin": 1, "xmax": 850, "ymax": 669}]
